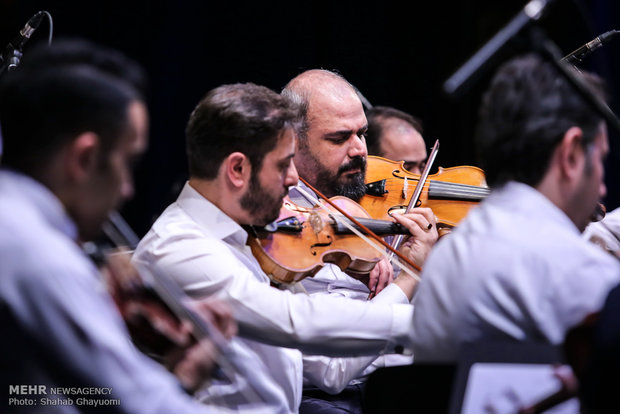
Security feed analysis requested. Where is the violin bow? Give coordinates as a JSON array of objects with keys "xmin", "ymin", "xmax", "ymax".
[
  {"xmin": 297, "ymin": 177, "xmax": 421, "ymax": 278},
  {"xmin": 388, "ymin": 139, "xmax": 440, "ymax": 256}
]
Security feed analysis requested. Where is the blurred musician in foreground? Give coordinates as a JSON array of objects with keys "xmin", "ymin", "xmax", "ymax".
[
  {"xmin": 365, "ymin": 105, "xmax": 428, "ymax": 174},
  {"xmin": 282, "ymin": 70, "xmax": 438, "ymax": 413},
  {"xmin": 132, "ymin": 82, "xmax": 429, "ymax": 413},
  {"xmin": 0, "ymin": 39, "xmax": 225, "ymax": 413},
  {"xmin": 410, "ymin": 54, "xmax": 620, "ymax": 362}
]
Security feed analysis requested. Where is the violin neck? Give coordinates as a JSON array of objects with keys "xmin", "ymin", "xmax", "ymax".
[{"xmin": 331, "ymin": 216, "xmax": 409, "ymax": 236}]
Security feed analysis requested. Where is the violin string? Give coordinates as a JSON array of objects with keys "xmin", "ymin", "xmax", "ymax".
[
  {"xmin": 429, "ymin": 181, "xmax": 490, "ymax": 197},
  {"xmin": 381, "ymin": 179, "xmax": 490, "ymax": 198},
  {"xmin": 382, "ymin": 185, "xmax": 488, "ymax": 201},
  {"xmin": 292, "ymin": 185, "xmax": 420, "ymax": 281},
  {"xmin": 382, "ymin": 178, "xmax": 489, "ymax": 195}
]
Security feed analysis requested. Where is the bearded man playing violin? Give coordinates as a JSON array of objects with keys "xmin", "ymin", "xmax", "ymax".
[
  {"xmin": 282, "ymin": 69, "xmax": 438, "ymax": 293},
  {"xmin": 411, "ymin": 55, "xmax": 620, "ymax": 363},
  {"xmin": 281, "ymin": 69, "xmax": 439, "ymax": 414},
  {"xmin": 133, "ymin": 82, "xmax": 434, "ymax": 413}
]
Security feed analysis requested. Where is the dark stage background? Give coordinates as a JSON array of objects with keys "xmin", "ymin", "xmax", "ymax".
[{"xmin": 1, "ymin": 0, "xmax": 619, "ymax": 237}]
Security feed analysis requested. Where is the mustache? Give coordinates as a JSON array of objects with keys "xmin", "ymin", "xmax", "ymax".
[{"xmin": 337, "ymin": 157, "xmax": 366, "ymax": 176}]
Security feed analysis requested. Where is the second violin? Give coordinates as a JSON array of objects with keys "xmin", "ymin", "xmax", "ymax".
[{"xmin": 360, "ymin": 156, "xmax": 490, "ymax": 233}]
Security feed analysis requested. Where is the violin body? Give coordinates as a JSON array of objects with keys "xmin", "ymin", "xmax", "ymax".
[
  {"xmin": 248, "ymin": 196, "xmax": 384, "ymax": 285},
  {"xmin": 361, "ymin": 156, "xmax": 489, "ymax": 233}
]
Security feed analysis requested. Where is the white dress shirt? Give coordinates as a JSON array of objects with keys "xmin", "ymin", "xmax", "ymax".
[
  {"xmin": 287, "ymin": 184, "xmax": 413, "ymax": 394},
  {"xmin": 0, "ymin": 170, "xmax": 207, "ymax": 413},
  {"xmin": 411, "ymin": 181, "xmax": 620, "ymax": 362},
  {"xmin": 133, "ymin": 182, "xmax": 416, "ymax": 413}
]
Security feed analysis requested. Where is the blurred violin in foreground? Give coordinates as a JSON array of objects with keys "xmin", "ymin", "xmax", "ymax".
[
  {"xmin": 84, "ymin": 213, "xmax": 271, "ymax": 400},
  {"xmin": 83, "ymin": 212, "xmax": 199, "ymax": 358}
]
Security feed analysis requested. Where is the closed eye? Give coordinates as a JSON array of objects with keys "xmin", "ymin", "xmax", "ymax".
[{"xmin": 325, "ymin": 133, "xmax": 351, "ymax": 144}]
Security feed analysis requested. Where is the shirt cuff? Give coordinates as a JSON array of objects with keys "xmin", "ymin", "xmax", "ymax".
[
  {"xmin": 384, "ymin": 302, "xmax": 415, "ymax": 356},
  {"xmin": 371, "ymin": 283, "xmax": 410, "ymax": 305}
]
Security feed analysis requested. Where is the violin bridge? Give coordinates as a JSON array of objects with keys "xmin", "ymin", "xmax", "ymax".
[{"xmin": 402, "ymin": 177, "xmax": 408, "ymax": 200}]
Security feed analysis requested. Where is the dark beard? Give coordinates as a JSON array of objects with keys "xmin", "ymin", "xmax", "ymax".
[
  {"xmin": 240, "ymin": 173, "xmax": 285, "ymax": 226},
  {"xmin": 315, "ymin": 157, "xmax": 367, "ymax": 202}
]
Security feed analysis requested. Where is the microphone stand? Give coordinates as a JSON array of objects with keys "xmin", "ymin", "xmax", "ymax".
[
  {"xmin": 527, "ymin": 27, "xmax": 620, "ymax": 136},
  {"xmin": 440, "ymin": 13, "xmax": 620, "ymax": 414},
  {"xmin": 0, "ymin": 49, "xmax": 22, "ymax": 78},
  {"xmin": 442, "ymin": 0, "xmax": 556, "ymax": 98},
  {"xmin": 0, "ymin": 11, "xmax": 53, "ymax": 79},
  {"xmin": 442, "ymin": 5, "xmax": 620, "ymax": 137}
]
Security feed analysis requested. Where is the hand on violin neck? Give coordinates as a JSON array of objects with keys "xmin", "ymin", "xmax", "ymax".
[{"xmin": 392, "ymin": 208, "xmax": 438, "ymax": 268}]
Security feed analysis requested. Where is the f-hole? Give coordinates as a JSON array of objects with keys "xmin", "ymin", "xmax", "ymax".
[{"xmin": 310, "ymin": 234, "xmax": 333, "ymax": 256}]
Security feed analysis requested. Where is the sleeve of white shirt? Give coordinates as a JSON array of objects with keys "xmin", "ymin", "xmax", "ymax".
[
  {"xmin": 301, "ymin": 271, "xmax": 411, "ymax": 393},
  {"xmin": 134, "ymin": 228, "xmax": 415, "ymax": 357}
]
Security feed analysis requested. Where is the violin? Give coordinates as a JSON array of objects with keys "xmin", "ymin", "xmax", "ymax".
[
  {"xmin": 247, "ymin": 195, "xmax": 416, "ymax": 286},
  {"xmin": 361, "ymin": 156, "xmax": 490, "ymax": 235}
]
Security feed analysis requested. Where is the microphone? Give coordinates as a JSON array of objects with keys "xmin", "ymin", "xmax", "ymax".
[
  {"xmin": 5, "ymin": 11, "xmax": 46, "ymax": 53},
  {"xmin": 561, "ymin": 30, "xmax": 620, "ymax": 65},
  {"xmin": 1, "ymin": 11, "xmax": 46, "ymax": 73},
  {"xmin": 443, "ymin": 0, "xmax": 555, "ymax": 98}
]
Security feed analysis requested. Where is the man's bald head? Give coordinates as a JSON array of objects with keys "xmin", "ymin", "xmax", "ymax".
[{"xmin": 282, "ymin": 69, "xmax": 362, "ymax": 141}]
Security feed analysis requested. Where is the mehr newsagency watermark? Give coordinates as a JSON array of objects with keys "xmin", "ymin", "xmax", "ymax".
[{"xmin": 8, "ymin": 385, "xmax": 120, "ymax": 408}]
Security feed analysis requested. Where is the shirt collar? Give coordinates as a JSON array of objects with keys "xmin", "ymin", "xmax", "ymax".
[
  {"xmin": 493, "ymin": 181, "xmax": 580, "ymax": 235},
  {"xmin": 0, "ymin": 169, "xmax": 78, "ymax": 240},
  {"xmin": 176, "ymin": 181, "xmax": 249, "ymax": 246},
  {"xmin": 287, "ymin": 181, "xmax": 319, "ymax": 208}
]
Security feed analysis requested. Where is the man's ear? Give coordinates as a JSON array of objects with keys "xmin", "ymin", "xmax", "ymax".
[
  {"xmin": 66, "ymin": 132, "xmax": 99, "ymax": 182},
  {"xmin": 223, "ymin": 152, "xmax": 251, "ymax": 189},
  {"xmin": 557, "ymin": 126, "xmax": 585, "ymax": 181}
]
